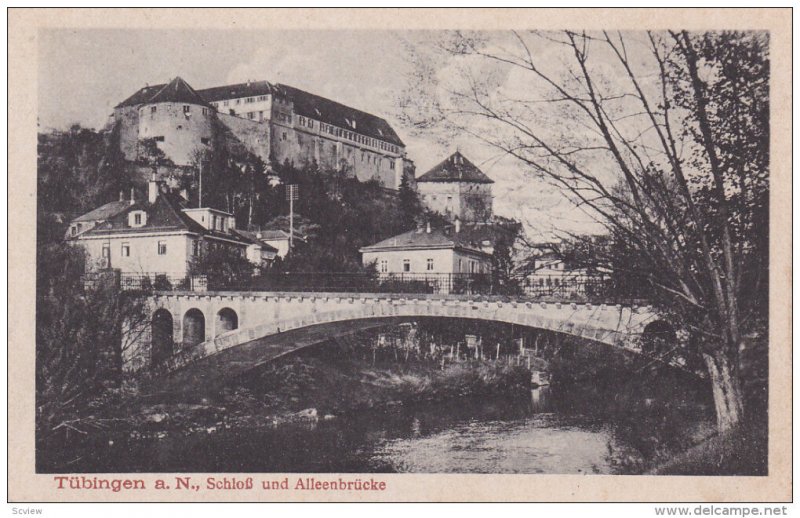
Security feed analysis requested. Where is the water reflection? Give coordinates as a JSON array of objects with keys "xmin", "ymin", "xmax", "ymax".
[{"xmin": 50, "ymin": 385, "xmax": 694, "ymax": 474}]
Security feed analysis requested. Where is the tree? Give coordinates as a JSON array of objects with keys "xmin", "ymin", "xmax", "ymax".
[
  {"xmin": 36, "ymin": 242, "xmax": 148, "ymax": 437},
  {"xmin": 401, "ymin": 30, "xmax": 769, "ymax": 431}
]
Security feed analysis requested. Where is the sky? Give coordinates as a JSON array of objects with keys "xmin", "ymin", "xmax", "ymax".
[{"xmin": 38, "ymin": 29, "xmax": 610, "ymax": 241}]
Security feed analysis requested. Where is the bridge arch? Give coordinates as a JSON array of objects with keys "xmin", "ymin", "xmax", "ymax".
[
  {"xmin": 182, "ymin": 308, "xmax": 206, "ymax": 346},
  {"xmin": 151, "ymin": 308, "xmax": 174, "ymax": 366},
  {"xmin": 641, "ymin": 320, "xmax": 676, "ymax": 356},
  {"xmin": 215, "ymin": 307, "xmax": 239, "ymax": 336}
]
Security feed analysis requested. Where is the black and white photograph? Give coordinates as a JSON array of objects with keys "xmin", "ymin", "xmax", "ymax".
[{"xmin": 9, "ymin": 7, "xmax": 792, "ymax": 504}]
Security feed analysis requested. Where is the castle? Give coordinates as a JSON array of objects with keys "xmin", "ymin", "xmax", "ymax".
[{"xmin": 112, "ymin": 77, "xmax": 411, "ymax": 189}]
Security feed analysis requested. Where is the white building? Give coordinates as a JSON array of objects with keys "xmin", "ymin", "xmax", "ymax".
[
  {"xmin": 67, "ymin": 176, "xmax": 259, "ymax": 284},
  {"xmin": 517, "ymin": 250, "xmax": 610, "ymax": 297},
  {"xmin": 416, "ymin": 151, "xmax": 494, "ymax": 223},
  {"xmin": 359, "ymin": 221, "xmax": 494, "ymax": 293}
]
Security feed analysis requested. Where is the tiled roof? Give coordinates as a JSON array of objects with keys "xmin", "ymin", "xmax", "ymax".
[
  {"xmin": 72, "ymin": 200, "xmax": 132, "ymax": 222},
  {"xmin": 197, "ymin": 80, "xmax": 274, "ymax": 102},
  {"xmin": 416, "ymin": 152, "xmax": 494, "ymax": 184},
  {"xmin": 360, "ymin": 224, "xmax": 495, "ymax": 256},
  {"xmin": 115, "ymin": 77, "xmax": 210, "ymax": 108},
  {"xmin": 116, "ymin": 83, "xmax": 167, "ymax": 108},
  {"xmin": 117, "ymin": 78, "xmax": 405, "ymax": 148},
  {"xmin": 275, "ymin": 84, "xmax": 404, "ymax": 147},
  {"xmin": 74, "ymin": 188, "xmax": 252, "ymax": 245},
  {"xmin": 231, "ymin": 230, "xmax": 280, "ymax": 253}
]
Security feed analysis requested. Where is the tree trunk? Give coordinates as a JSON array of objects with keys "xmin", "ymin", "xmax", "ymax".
[{"xmin": 703, "ymin": 349, "xmax": 745, "ymax": 432}]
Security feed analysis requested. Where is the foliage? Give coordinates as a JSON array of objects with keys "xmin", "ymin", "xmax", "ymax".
[
  {"xmin": 36, "ymin": 242, "xmax": 148, "ymax": 438},
  {"xmin": 37, "ymin": 124, "xmax": 135, "ymax": 226},
  {"xmin": 400, "ymin": 30, "xmax": 769, "ymax": 431},
  {"xmin": 190, "ymin": 245, "xmax": 258, "ymax": 288}
]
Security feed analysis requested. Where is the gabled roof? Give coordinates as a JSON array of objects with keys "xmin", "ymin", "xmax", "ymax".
[
  {"xmin": 72, "ymin": 200, "xmax": 132, "ymax": 222},
  {"xmin": 416, "ymin": 151, "xmax": 494, "ymax": 184},
  {"xmin": 198, "ymin": 80, "xmax": 275, "ymax": 102},
  {"xmin": 115, "ymin": 77, "xmax": 210, "ymax": 108},
  {"xmin": 275, "ymin": 84, "xmax": 405, "ymax": 147},
  {"xmin": 73, "ymin": 188, "xmax": 252, "ymax": 245}
]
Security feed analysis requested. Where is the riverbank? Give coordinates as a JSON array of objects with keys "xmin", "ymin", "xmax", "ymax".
[
  {"xmin": 37, "ymin": 347, "xmax": 531, "ymax": 472},
  {"xmin": 649, "ymin": 419, "xmax": 768, "ymax": 475}
]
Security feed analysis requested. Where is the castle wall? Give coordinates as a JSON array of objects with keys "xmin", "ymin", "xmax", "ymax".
[
  {"xmin": 216, "ymin": 113, "xmax": 271, "ymax": 163},
  {"xmin": 113, "ymin": 106, "xmax": 142, "ymax": 162},
  {"xmin": 138, "ymin": 102, "xmax": 213, "ymax": 166}
]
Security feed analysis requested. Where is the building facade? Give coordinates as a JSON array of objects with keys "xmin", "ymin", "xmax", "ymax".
[
  {"xmin": 111, "ymin": 77, "xmax": 411, "ymax": 189},
  {"xmin": 416, "ymin": 151, "xmax": 494, "ymax": 222},
  {"xmin": 68, "ymin": 176, "xmax": 258, "ymax": 284},
  {"xmin": 360, "ymin": 221, "xmax": 493, "ymax": 293}
]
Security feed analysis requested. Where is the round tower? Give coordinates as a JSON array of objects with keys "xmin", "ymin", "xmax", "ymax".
[{"xmin": 136, "ymin": 77, "xmax": 213, "ymax": 166}]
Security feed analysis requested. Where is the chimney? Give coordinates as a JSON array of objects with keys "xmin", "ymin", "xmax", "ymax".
[
  {"xmin": 455, "ymin": 217, "xmax": 461, "ymax": 234},
  {"xmin": 426, "ymin": 221, "xmax": 431, "ymax": 234},
  {"xmin": 148, "ymin": 173, "xmax": 160, "ymax": 204},
  {"xmin": 129, "ymin": 187, "xmax": 135, "ymax": 205}
]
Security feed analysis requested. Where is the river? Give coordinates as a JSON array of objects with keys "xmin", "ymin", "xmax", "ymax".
[{"xmin": 47, "ymin": 382, "xmax": 713, "ymax": 474}]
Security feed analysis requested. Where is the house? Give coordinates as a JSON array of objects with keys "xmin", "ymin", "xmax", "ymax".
[
  {"xmin": 255, "ymin": 229, "xmax": 307, "ymax": 259},
  {"xmin": 416, "ymin": 151, "xmax": 494, "ymax": 223},
  {"xmin": 231, "ymin": 229, "xmax": 280, "ymax": 266},
  {"xmin": 516, "ymin": 247, "xmax": 610, "ymax": 297},
  {"xmin": 67, "ymin": 175, "xmax": 259, "ymax": 285},
  {"xmin": 359, "ymin": 220, "xmax": 494, "ymax": 293}
]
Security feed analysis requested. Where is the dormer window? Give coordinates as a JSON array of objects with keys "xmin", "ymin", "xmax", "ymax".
[{"xmin": 129, "ymin": 210, "xmax": 147, "ymax": 228}]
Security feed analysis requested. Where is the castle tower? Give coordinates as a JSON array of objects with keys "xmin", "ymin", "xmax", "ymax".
[
  {"xmin": 134, "ymin": 77, "xmax": 214, "ymax": 166},
  {"xmin": 416, "ymin": 151, "xmax": 494, "ymax": 222}
]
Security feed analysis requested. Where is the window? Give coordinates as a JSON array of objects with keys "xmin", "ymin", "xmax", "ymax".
[
  {"xmin": 192, "ymin": 240, "xmax": 200, "ymax": 257},
  {"xmin": 246, "ymin": 97, "xmax": 254, "ymax": 103},
  {"xmin": 121, "ymin": 243, "xmax": 130, "ymax": 257},
  {"xmin": 202, "ymin": 108, "xmax": 208, "ymax": 116},
  {"xmin": 282, "ymin": 132, "xmax": 287, "ymax": 141},
  {"xmin": 426, "ymin": 258, "xmax": 434, "ymax": 271},
  {"xmin": 211, "ymin": 215, "xmax": 216, "ymax": 230},
  {"xmin": 150, "ymin": 106, "xmax": 157, "ymax": 114},
  {"xmin": 258, "ymin": 111, "xmax": 264, "ymax": 121},
  {"xmin": 403, "ymin": 259, "xmax": 411, "ymax": 272},
  {"xmin": 134, "ymin": 213, "xmax": 142, "ymax": 225},
  {"xmin": 390, "ymin": 161, "xmax": 395, "ymax": 170},
  {"xmin": 183, "ymin": 105, "xmax": 191, "ymax": 114},
  {"xmin": 158, "ymin": 241, "xmax": 167, "ymax": 255},
  {"xmin": 128, "ymin": 210, "xmax": 147, "ymax": 228},
  {"xmin": 71, "ymin": 226, "xmax": 77, "ymax": 236},
  {"xmin": 247, "ymin": 112, "xmax": 255, "ymax": 119},
  {"xmin": 229, "ymin": 109, "xmax": 235, "ymax": 115},
  {"xmin": 223, "ymin": 100, "xmax": 229, "ymax": 107},
  {"xmin": 201, "ymin": 137, "xmax": 209, "ymax": 145},
  {"xmin": 153, "ymin": 136, "xmax": 164, "ymax": 142},
  {"xmin": 458, "ymin": 259, "xmax": 463, "ymax": 272},
  {"xmin": 235, "ymin": 99, "xmax": 241, "ymax": 105},
  {"xmin": 380, "ymin": 260, "xmax": 388, "ymax": 273},
  {"xmin": 102, "ymin": 244, "xmax": 110, "ymax": 258}
]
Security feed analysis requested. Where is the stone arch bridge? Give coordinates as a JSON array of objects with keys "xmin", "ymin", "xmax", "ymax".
[{"xmin": 127, "ymin": 291, "xmax": 668, "ymax": 391}]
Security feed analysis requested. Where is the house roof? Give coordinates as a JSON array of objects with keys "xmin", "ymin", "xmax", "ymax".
[
  {"xmin": 197, "ymin": 80, "xmax": 275, "ymax": 102},
  {"xmin": 360, "ymin": 224, "xmax": 494, "ymax": 257},
  {"xmin": 72, "ymin": 187, "xmax": 253, "ymax": 245},
  {"xmin": 275, "ymin": 84, "xmax": 405, "ymax": 147},
  {"xmin": 116, "ymin": 77, "xmax": 211, "ymax": 109},
  {"xmin": 72, "ymin": 200, "xmax": 132, "ymax": 222},
  {"xmin": 416, "ymin": 152, "xmax": 494, "ymax": 184},
  {"xmin": 231, "ymin": 230, "xmax": 280, "ymax": 253}
]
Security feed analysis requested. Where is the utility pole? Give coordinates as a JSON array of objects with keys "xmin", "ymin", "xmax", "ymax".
[
  {"xmin": 198, "ymin": 160, "xmax": 203, "ymax": 208},
  {"xmin": 286, "ymin": 184, "xmax": 299, "ymax": 251}
]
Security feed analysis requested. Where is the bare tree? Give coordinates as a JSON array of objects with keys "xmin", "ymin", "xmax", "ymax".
[{"xmin": 400, "ymin": 30, "xmax": 769, "ymax": 431}]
